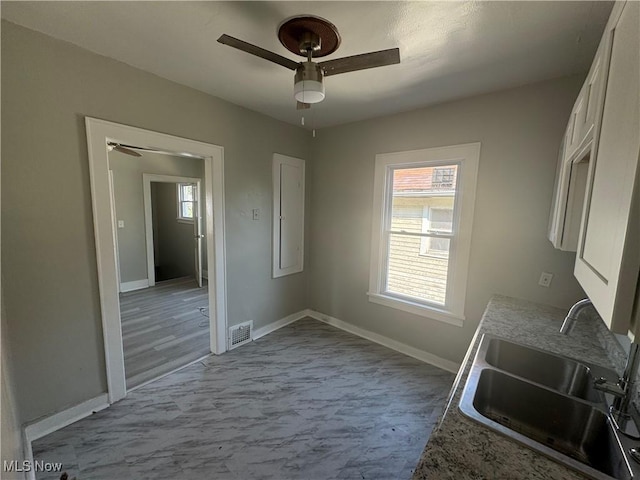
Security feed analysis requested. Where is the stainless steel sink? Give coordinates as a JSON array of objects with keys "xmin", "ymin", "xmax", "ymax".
[
  {"xmin": 471, "ymin": 369, "xmax": 630, "ymax": 479},
  {"xmin": 483, "ymin": 337, "xmax": 605, "ymax": 402},
  {"xmin": 459, "ymin": 334, "xmax": 636, "ymax": 480}
]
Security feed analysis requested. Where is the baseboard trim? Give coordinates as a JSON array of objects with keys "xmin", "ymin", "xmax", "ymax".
[
  {"xmin": 252, "ymin": 309, "xmax": 311, "ymax": 341},
  {"xmin": 307, "ymin": 310, "xmax": 460, "ymax": 373},
  {"xmin": 22, "ymin": 429, "xmax": 34, "ymax": 480},
  {"xmin": 120, "ymin": 279, "xmax": 149, "ymax": 293},
  {"xmin": 22, "ymin": 394, "xmax": 109, "ymax": 480},
  {"xmin": 24, "ymin": 394, "xmax": 109, "ymax": 444}
]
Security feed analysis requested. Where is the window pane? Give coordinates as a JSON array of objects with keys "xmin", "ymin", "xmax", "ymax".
[
  {"xmin": 386, "ymin": 233, "xmax": 450, "ymax": 305},
  {"xmin": 182, "ymin": 201, "xmax": 194, "ymax": 219},
  {"xmin": 391, "ymin": 165, "xmax": 457, "ymax": 233},
  {"xmin": 181, "ymin": 185, "xmax": 194, "ymax": 201},
  {"xmin": 424, "ymin": 206, "xmax": 454, "ymax": 235}
]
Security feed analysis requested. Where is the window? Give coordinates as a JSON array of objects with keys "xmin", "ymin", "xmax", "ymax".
[
  {"xmin": 368, "ymin": 143, "xmax": 480, "ymax": 326},
  {"xmin": 420, "ymin": 206, "xmax": 454, "ymax": 257},
  {"xmin": 433, "ymin": 167, "xmax": 455, "ymax": 188},
  {"xmin": 177, "ymin": 183, "xmax": 196, "ymax": 222}
]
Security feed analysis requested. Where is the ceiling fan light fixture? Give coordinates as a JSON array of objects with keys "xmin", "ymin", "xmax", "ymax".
[
  {"xmin": 294, "ymin": 62, "xmax": 325, "ymax": 104},
  {"xmin": 294, "ymin": 79, "xmax": 325, "ymax": 103}
]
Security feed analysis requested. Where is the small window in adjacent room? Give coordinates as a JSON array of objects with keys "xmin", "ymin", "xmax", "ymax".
[
  {"xmin": 368, "ymin": 143, "xmax": 480, "ymax": 326},
  {"xmin": 177, "ymin": 183, "xmax": 195, "ymax": 222}
]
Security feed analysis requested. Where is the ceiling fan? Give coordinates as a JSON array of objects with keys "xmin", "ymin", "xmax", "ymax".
[
  {"xmin": 218, "ymin": 15, "xmax": 401, "ymax": 109},
  {"xmin": 107, "ymin": 142, "xmax": 142, "ymax": 157},
  {"xmin": 107, "ymin": 142, "xmax": 163, "ymax": 157}
]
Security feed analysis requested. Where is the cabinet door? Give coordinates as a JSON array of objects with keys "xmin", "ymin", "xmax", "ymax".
[
  {"xmin": 549, "ymin": 35, "xmax": 609, "ymax": 251},
  {"xmin": 548, "ymin": 137, "xmax": 567, "ymax": 247},
  {"xmin": 548, "ymin": 146, "xmax": 591, "ymax": 252},
  {"xmin": 581, "ymin": 46, "xmax": 606, "ymax": 142},
  {"xmin": 565, "ymin": 90, "xmax": 584, "ymax": 160},
  {"xmin": 575, "ymin": 1, "xmax": 640, "ymax": 332}
]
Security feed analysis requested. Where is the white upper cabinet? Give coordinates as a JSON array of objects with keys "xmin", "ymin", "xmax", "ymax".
[
  {"xmin": 565, "ymin": 41, "xmax": 607, "ymax": 161},
  {"xmin": 548, "ymin": 37, "xmax": 607, "ymax": 251},
  {"xmin": 574, "ymin": 1, "xmax": 640, "ymax": 332}
]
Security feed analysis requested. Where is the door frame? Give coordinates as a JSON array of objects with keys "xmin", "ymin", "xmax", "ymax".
[
  {"xmin": 86, "ymin": 117, "xmax": 227, "ymax": 404},
  {"xmin": 142, "ymin": 174, "xmax": 202, "ymax": 287}
]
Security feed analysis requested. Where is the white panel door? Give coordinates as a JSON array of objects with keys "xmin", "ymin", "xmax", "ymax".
[
  {"xmin": 273, "ymin": 154, "xmax": 305, "ymax": 278},
  {"xmin": 193, "ymin": 183, "xmax": 203, "ymax": 288},
  {"xmin": 279, "ymin": 163, "xmax": 302, "ymax": 269}
]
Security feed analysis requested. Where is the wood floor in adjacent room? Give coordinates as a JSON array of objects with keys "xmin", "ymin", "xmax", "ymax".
[
  {"xmin": 120, "ymin": 277, "xmax": 210, "ymax": 389},
  {"xmin": 32, "ymin": 318, "xmax": 454, "ymax": 480}
]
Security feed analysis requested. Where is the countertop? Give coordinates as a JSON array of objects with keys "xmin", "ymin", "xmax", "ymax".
[{"xmin": 412, "ymin": 294, "xmax": 625, "ymax": 480}]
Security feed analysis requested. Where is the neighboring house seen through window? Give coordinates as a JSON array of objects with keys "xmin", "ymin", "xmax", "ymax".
[
  {"xmin": 432, "ymin": 167, "xmax": 455, "ymax": 188},
  {"xmin": 420, "ymin": 206, "xmax": 454, "ymax": 257},
  {"xmin": 368, "ymin": 143, "xmax": 480, "ymax": 326}
]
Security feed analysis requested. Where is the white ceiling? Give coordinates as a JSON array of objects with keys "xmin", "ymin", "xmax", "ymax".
[{"xmin": 2, "ymin": 1, "xmax": 613, "ymax": 129}]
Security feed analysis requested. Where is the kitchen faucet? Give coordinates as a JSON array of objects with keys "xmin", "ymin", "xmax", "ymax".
[
  {"xmin": 561, "ymin": 298, "xmax": 640, "ymax": 437},
  {"xmin": 559, "ymin": 298, "xmax": 593, "ymax": 334},
  {"xmin": 594, "ymin": 341, "xmax": 640, "ymax": 436}
]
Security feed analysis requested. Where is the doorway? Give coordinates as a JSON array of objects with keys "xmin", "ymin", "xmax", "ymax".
[
  {"xmin": 86, "ymin": 117, "xmax": 227, "ymax": 404},
  {"xmin": 152, "ymin": 182, "xmax": 199, "ymax": 283},
  {"xmin": 110, "ymin": 155, "xmax": 210, "ymax": 389},
  {"xmin": 142, "ymin": 175, "xmax": 204, "ymax": 287}
]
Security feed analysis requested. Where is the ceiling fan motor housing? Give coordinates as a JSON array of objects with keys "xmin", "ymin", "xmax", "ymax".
[
  {"xmin": 299, "ymin": 32, "xmax": 321, "ymax": 55},
  {"xmin": 294, "ymin": 62, "xmax": 325, "ymax": 104}
]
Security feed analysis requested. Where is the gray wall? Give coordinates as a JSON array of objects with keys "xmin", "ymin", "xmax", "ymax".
[
  {"xmin": 109, "ymin": 151, "xmax": 203, "ymax": 284},
  {"xmin": 1, "ymin": 20, "xmax": 311, "ymax": 423},
  {"xmin": 308, "ymin": 76, "xmax": 587, "ymax": 365},
  {"xmin": 1, "ymin": 18, "xmax": 590, "ymax": 427},
  {"xmin": 152, "ymin": 182, "xmax": 196, "ymax": 280}
]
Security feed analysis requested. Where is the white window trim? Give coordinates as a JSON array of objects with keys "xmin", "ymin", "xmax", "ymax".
[
  {"xmin": 176, "ymin": 183, "xmax": 195, "ymax": 224},
  {"xmin": 368, "ymin": 143, "xmax": 481, "ymax": 327}
]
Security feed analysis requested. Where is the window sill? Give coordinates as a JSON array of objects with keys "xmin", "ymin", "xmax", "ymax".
[{"xmin": 367, "ymin": 292, "xmax": 464, "ymax": 327}]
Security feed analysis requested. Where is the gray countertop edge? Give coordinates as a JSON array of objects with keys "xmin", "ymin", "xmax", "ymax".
[{"xmin": 412, "ymin": 294, "xmax": 625, "ymax": 480}]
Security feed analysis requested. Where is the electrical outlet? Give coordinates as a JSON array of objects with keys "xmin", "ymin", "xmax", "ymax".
[
  {"xmin": 538, "ymin": 272, "xmax": 554, "ymax": 288},
  {"xmin": 117, "ymin": 220, "xmax": 125, "ymax": 229}
]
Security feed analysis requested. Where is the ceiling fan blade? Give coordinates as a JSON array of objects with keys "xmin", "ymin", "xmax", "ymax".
[
  {"xmin": 114, "ymin": 145, "xmax": 142, "ymax": 157},
  {"xmin": 319, "ymin": 48, "xmax": 400, "ymax": 77},
  {"xmin": 218, "ymin": 34, "xmax": 300, "ymax": 71},
  {"xmin": 297, "ymin": 101, "xmax": 311, "ymax": 110}
]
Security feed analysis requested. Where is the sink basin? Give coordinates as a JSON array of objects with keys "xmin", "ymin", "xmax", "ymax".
[
  {"xmin": 483, "ymin": 337, "xmax": 604, "ymax": 402},
  {"xmin": 459, "ymin": 334, "xmax": 634, "ymax": 480},
  {"xmin": 469, "ymin": 369, "xmax": 631, "ymax": 480}
]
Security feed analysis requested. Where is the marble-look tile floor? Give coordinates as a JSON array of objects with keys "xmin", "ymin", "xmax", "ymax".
[{"xmin": 32, "ymin": 318, "xmax": 454, "ymax": 480}]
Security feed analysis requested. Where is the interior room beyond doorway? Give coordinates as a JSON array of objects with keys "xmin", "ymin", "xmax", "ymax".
[{"xmin": 109, "ymin": 148, "xmax": 211, "ymax": 389}]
